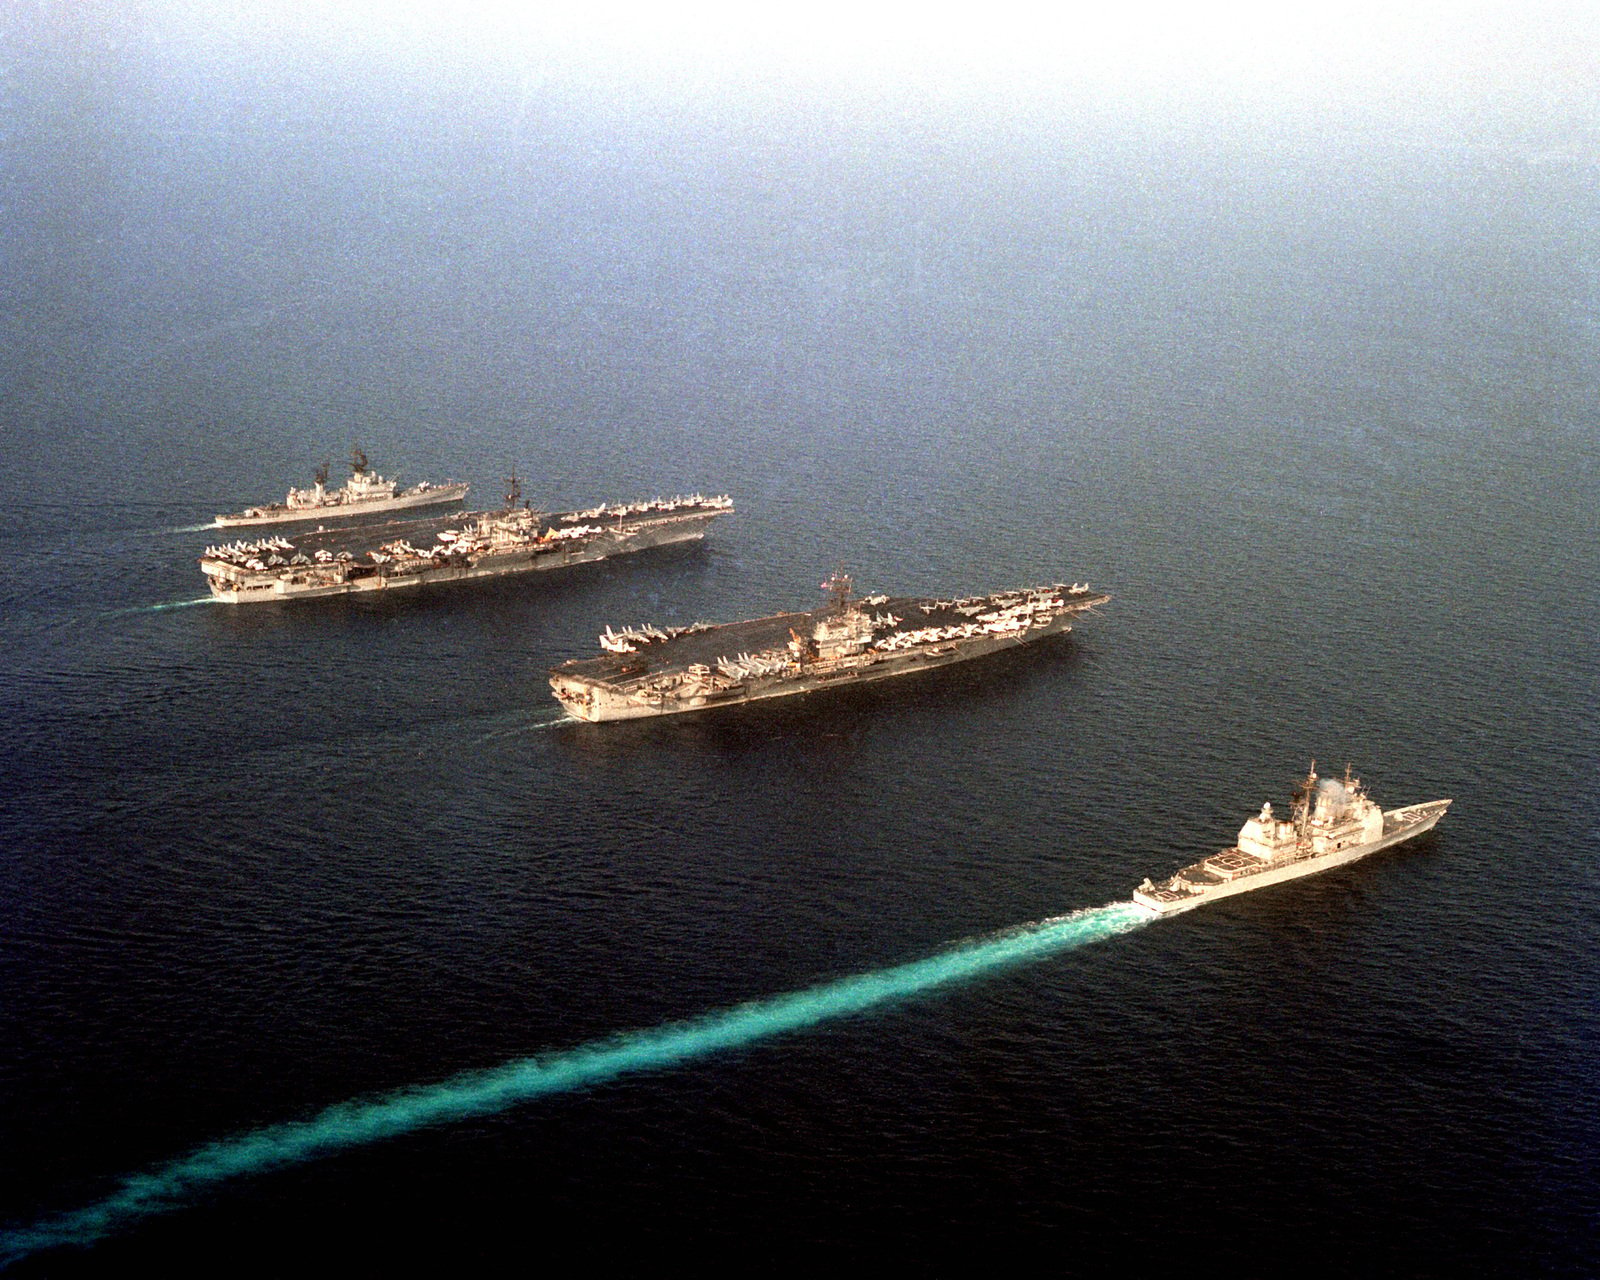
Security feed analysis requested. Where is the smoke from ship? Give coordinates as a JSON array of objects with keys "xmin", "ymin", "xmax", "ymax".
[{"xmin": 1314, "ymin": 777, "xmax": 1350, "ymax": 822}]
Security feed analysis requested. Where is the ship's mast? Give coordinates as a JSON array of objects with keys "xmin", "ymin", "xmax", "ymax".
[
  {"xmin": 1292, "ymin": 759, "xmax": 1317, "ymax": 850},
  {"xmin": 822, "ymin": 568, "xmax": 854, "ymax": 613},
  {"xmin": 314, "ymin": 461, "xmax": 330, "ymax": 488},
  {"xmin": 350, "ymin": 447, "xmax": 369, "ymax": 477},
  {"xmin": 505, "ymin": 468, "xmax": 522, "ymax": 509}
]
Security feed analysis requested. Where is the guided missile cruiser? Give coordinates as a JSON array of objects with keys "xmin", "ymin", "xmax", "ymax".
[
  {"xmin": 1132, "ymin": 763, "xmax": 1450, "ymax": 915},
  {"xmin": 549, "ymin": 571, "xmax": 1109, "ymax": 721},
  {"xmin": 214, "ymin": 449, "xmax": 469, "ymax": 527}
]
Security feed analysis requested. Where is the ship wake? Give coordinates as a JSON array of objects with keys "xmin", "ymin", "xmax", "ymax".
[
  {"xmin": 0, "ymin": 901, "xmax": 1150, "ymax": 1265},
  {"xmin": 473, "ymin": 711, "xmax": 579, "ymax": 741},
  {"xmin": 102, "ymin": 596, "xmax": 219, "ymax": 617}
]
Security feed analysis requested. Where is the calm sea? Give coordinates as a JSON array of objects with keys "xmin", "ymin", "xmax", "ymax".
[{"xmin": 2, "ymin": 20, "xmax": 1596, "ymax": 1276}]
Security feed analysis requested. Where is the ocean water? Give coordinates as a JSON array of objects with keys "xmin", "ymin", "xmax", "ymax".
[{"xmin": 3, "ymin": 14, "xmax": 1598, "ymax": 1275}]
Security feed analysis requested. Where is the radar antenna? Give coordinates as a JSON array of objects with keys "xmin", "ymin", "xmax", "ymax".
[
  {"xmin": 1291, "ymin": 759, "xmax": 1318, "ymax": 850},
  {"xmin": 314, "ymin": 461, "xmax": 330, "ymax": 487},
  {"xmin": 350, "ymin": 447, "xmax": 369, "ymax": 476},
  {"xmin": 821, "ymin": 568, "xmax": 854, "ymax": 613}
]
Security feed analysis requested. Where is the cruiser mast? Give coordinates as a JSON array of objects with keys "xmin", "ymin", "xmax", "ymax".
[{"xmin": 1292, "ymin": 759, "xmax": 1318, "ymax": 851}]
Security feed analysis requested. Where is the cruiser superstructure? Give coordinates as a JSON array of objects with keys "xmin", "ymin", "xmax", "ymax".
[
  {"xmin": 1133, "ymin": 763, "xmax": 1450, "ymax": 915},
  {"xmin": 214, "ymin": 449, "xmax": 469, "ymax": 527},
  {"xmin": 549, "ymin": 572, "xmax": 1108, "ymax": 722},
  {"xmin": 200, "ymin": 492, "xmax": 733, "ymax": 603}
]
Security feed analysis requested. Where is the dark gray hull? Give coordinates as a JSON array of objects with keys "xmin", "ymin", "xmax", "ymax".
[
  {"xmin": 550, "ymin": 586, "xmax": 1108, "ymax": 722},
  {"xmin": 201, "ymin": 502, "xmax": 730, "ymax": 604},
  {"xmin": 213, "ymin": 482, "xmax": 470, "ymax": 528}
]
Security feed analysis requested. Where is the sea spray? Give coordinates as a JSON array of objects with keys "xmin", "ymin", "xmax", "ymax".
[
  {"xmin": 102, "ymin": 597, "xmax": 218, "ymax": 618},
  {"xmin": 0, "ymin": 900, "xmax": 1150, "ymax": 1264},
  {"xmin": 473, "ymin": 712, "xmax": 579, "ymax": 741}
]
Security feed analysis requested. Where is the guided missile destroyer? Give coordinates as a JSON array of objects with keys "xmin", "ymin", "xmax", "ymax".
[
  {"xmin": 1133, "ymin": 763, "xmax": 1450, "ymax": 915},
  {"xmin": 214, "ymin": 449, "xmax": 469, "ymax": 527},
  {"xmin": 200, "ymin": 487, "xmax": 733, "ymax": 604},
  {"xmin": 549, "ymin": 572, "xmax": 1108, "ymax": 722}
]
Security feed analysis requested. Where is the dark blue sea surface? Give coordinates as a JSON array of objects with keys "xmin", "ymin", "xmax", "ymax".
[{"xmin": 2, "ymin": 13, "xmax": 1597, "ymax": 1275}]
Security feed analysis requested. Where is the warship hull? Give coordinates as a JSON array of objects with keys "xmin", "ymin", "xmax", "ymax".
[
  {"xmin": 201, "ymin": 500, "xmax": 730, "ymax": 604},
  {"xmin": 554, "ymin": 615, "xmax": 1077, "ymax": 721},
  {"xmin": 550, "ymin": 581, "xmax": 1108, "ymax": 723},
  {"xmin": 214, "ymin": 482, "xmax": 470, "ymax": 527},
  {"xmin": 1133, "ymin": 796, "xmax": 1451, "ymax": 916}
]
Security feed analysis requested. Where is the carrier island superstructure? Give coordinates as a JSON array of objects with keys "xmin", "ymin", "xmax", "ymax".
[
  {"xmin": 200, "ymin": 491, "xmax": 733, "ymax": 604},
  {"xmin": 1133, "ymin": 763, "xmax": 1450, "ymax": 915},
  {"xmin": 214, "ymin": 449, "xmax": 469, "ymax": 527},
  {"xmin": 549, "ymin": 572, "xmax": 1109, "ymax": 722}
]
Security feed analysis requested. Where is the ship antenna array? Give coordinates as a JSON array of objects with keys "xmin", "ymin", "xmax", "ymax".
[
  {"xmin": 350, "ymin": 446, "xmax": 369, "ymax": 476},
  {"xmin": 823, "ymin": 568, "xmax": 854, "ymax": 612},
  {"xmin": 314, "ymin": 460, "xmax": 330, "ymax": 487},
  {"xmin": 505, "ymin": 468, "xmax": 522, "ymax": 509},
  {"xmin": 1292, "ymin": 758, "xmax": 1318, "ymax": 849}
]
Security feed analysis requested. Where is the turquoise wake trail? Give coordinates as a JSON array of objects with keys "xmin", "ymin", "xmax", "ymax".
[{"xmin": 0, "ymin": 900, "xmax": 1150, "ymax": 1265}]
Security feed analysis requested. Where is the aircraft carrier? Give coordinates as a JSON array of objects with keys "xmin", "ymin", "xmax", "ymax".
[
  {"xmin": 1132, "ymin": 763, "xmax": 1451, "ymax": 915},
  {"xmin": 548, "ymin": 572, "xmax": 1109, "ymax": 722},
  {"xmin": 215, "ymin": 449, "xmax": 469, "ymax": 527},
  {"xmin": 200, "ymin": 489, "xmax": 733, "ymax": 604}
]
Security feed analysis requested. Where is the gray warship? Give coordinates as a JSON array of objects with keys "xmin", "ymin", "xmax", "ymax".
[
  {"xmin": 1133, "ymin": 763, "xmax": 1451, "ymax": 915},
  {"xmin": 548, "ymin": 571, "xmax": 1109, "ymax": 722},
  {"xmin": 200, "ymin": 482, "xmax": 733, "ymax": 604},
  {"xmin": 214, "ymin": 449, "xmax": 469, "ymax": 527}
]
